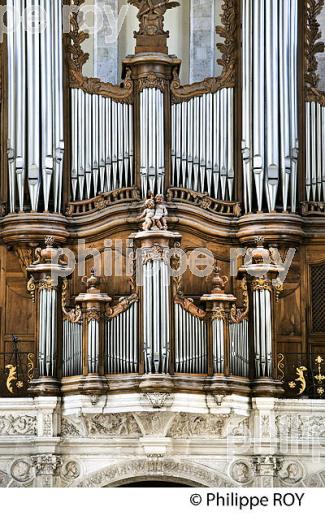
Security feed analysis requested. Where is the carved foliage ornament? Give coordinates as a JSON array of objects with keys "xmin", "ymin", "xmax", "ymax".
[
  {"xmin": 305, "ymin": 0, "xmax": 325, "ymax": 94},
  {"xmin": 62, "ymin": 279, "xmax": 82, "ymax": 323},
  {"xmin": 66, "ymin": 0, "xmax": 133, "ymax": 102},
  {"xmin": 106, "ymin": 294, "xmax": 139, "ymax": 320},
  {"xmin": 231, "ymin": 277, "xmax": 249, "ymax": 323},
  {"xmin": 171, "ymin": 0, "xmax": 238, "ymax": 103},
  {"xmin": 135, "ymin": 73, "xmax": 169, "ymax": 94}
]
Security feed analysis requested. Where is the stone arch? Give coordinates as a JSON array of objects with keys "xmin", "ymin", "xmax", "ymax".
[{"xmin": 74, "ymin": 458, "xmax": 232, "ymax": 488}]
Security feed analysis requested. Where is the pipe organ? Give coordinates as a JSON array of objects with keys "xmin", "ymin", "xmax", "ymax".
[
  {"xmin": 175, "ymin": 304, "xmax": 208, "ymax": 374},
  {"xmin": 71, "ymin": 91, "xmax": 134, "ymax": 201},
  {"xmin": 242, "ymin": 0, "xmax": 299, "ymax": 213},
  {"xmin": 105, "ymin": 302, "xmax": 138, "ymax": 374},
  {"xmin": 1, "ymin": 0, "xmax": 325, "ymax": 404},
  {"xmin": 63, "ymin": 321, "xmax": 83, "ymax": 377},
  {"xmin": 142, "ymin": 256, "xmax": 170, "ymax": 374},
  {"xmin": 172, "ymin": 89, "xmax": 234, "ymax": 200},
  {"xmin": 7, "ymin": 0, "xmax": 64, "ymax": 213},
  {"xmin": 140, "ymin": 88, "xmax": 165, "ymax": 197}
]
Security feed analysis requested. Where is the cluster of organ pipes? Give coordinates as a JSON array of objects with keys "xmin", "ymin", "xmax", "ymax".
[
  {"xmin": 305, "ymin": 101, "xmax": 325, "ymax": 203},
  {"xmin": 105, "ymin": 303, "xmax": 138, "ymax": 374},
  {"xmin": 143, "ymin": 260, "xmax": 170, "ymax": 374},
  {"xmin": 241, "ymin": 0, "xmax": 299, "ymax": 213},
  {"xmin": 71, "ymin": 90, "xmax": 134, "ymax": 201},
  {"xmin": 229, "ymin": 320, "xmax": 249, "ymax": 377},
  {"xmin": 7, "ymin": 0, "xmax": 64, "ymax": 213},
  {"xmin": 171, "ymin": 90, "xmax": 234, "ymax": 200},
  {"xmin": 62, "ymin": 321, "xmax": 82, "ymax": 377},
  {"xmin": 140, "ymin": 88, "xmax": 165, "ymax": 197},
  {"xmin": 175, "ymin": 305, "xmax": 208, "ymax": 374}
]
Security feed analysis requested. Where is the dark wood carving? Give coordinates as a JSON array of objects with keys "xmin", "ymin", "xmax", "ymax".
[
  {"xmin": 305, "ymin": 0, "xmax": 325, "ymax": 104},
  {"xmin": 65, "ymin": 0, "xmax": 134, "ymax": 102},
  {"xmin": 171, "ymin": 0, "xmax": 238, "ymax": 103}
]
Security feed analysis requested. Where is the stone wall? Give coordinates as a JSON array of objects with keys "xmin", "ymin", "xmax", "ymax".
[{"xmin": 0, "ymin": 395, "xmax": 325, "ymax": 487}]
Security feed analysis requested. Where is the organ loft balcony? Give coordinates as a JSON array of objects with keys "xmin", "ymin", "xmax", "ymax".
[{"xmin": 0, "ymin": 0, "xmax": 325, "ymax": 402}]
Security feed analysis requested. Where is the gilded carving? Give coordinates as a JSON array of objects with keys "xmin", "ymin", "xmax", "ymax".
[{"xmin": 174, "ymin": 296, "xmax": 207, "ymax": 320}]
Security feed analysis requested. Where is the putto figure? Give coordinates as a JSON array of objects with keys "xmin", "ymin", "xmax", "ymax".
[
  {"xmin": 129, "ymin": 0, "xmax": 180, "ymax": 36},
  {"xmin": 153, "ymin": 194, "xmax": 168, "ymax": 230},
  {"xmin": 139, "ymin": 194, "xmax": 168, "ymax": 231},
  {"xmin": 139, "ymin": 198, "xmax": 156, "ymax": 231}
]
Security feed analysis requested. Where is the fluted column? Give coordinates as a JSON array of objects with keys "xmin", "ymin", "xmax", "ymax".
[
  {"xmin": 76, "ymin": 270, "xmax": 111, "ymax": 395},
  {"xmin": 27, "ymin": 237, "xmax": 70, "ymax": 396}
]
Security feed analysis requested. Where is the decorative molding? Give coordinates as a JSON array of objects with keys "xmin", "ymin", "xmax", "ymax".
[
  {"xmin": 211, "ymin": 304, "xmax": 227, "ymax": 322},
  {"xmin": 167, "ymin": 188, "xmax": 241, "ymax": 216},
  {"xmin": 171, "ymin": 0, "xmax": 238, "ymax": 103},
  {"xmin": 85, "ymin": 308, "xmax": 101, "ymax": 322},
  {"xmin": 0, "ymin": 415, "xmax": 37, "ymax": 436},
  {"xmin": 134, "ymin": 73, "xmax": 169, "ymax": 94},
  {"xmin": 76, "ymin": 458, "xmax": 232, "ymax": 488},
  {"xmin": 141, "ymin": 393, "xmax": 174, "ymax": 409},
  {"xmin": 65, "ymin": 187, "xmax": 141, "ymax": 216}
]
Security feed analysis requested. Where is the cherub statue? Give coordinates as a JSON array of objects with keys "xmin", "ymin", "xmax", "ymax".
[
  {"xmin": 129, "ymin": 0, "xmax": 180, "ymax": 36},
  {"xmin": 139, "ymin": 198, "xmax": 156, "ymax": 231},
  {"xmin": 153, "ymin": 194, "xmax": 168, "ymax": 230}
]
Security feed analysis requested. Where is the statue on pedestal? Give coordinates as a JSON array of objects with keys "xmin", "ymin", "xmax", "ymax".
[{"xmin": 129, "ymin": 0, "xmax": 180, "ymax": 37}]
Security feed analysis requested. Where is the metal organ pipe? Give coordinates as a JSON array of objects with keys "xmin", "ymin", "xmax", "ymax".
[
  {"xmin": 105, "ymin": 303, "xmax": 138, "ymax": 374},
  {"xmin": 71, "ymin": 91, "xmax": 134, "ymax": 201},
  {"xmin": 242, "ymin": 0, "xmax": 299, "ymax": 213},
  {"xmin": 62, "ymin": 321, "xmax": 83, "ymax": 377},
  {"xmin": 174, "ymin": 305, "xmax": 208, "ymax": 374},
  {"xmin": 139, "ymin": 88, "xmax": 165, "ymax": 197},
  {"xmin": 7, "ymin": 0, "xmax": 64, "ymax": 213},
  {"xmin": 38, "ymin": 287, "xmax": 57, "ymax": 378},
  {"xmin": 171, "ymin": 89, "xmax": 234, "ymax": 200},
  {"xmin": 229, "ymin": 320, "xmax": 249, "ymax": 377},
  {"xmin": 305, "ymin": 101, "xmax": 325, "ymax": 203}
]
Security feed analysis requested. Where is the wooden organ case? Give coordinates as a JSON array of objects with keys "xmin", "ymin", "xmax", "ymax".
[{"xmin": 0, "ymin": 0, "xmax": 325, "ymax": 401}]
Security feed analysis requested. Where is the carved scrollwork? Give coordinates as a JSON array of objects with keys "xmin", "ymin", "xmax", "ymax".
[
  {"xmin": 27, "ymin": 277, "xmax": 36, "ymax": 303},
  {"xmin": 171, "ymin": 0, "xmax": 238, "ymax": 103},
  {"xmin": 174, "ymin": 295, "xmax": 207, "ymax": 320},
  {"xmin": 134, "ymin": 73, "xmax": 169, "ymax": 94},
  {"xmin": 106, "ymin": 294, "xmax": 139, "ymax": 320},
  {"xmin": 305, "ymin": 0, "xmax": 325, "ymax": 104},
  {"xmin": 230, "ymin": 277, "xmax": 249, "ymax": 323},
  {"xmin": 65, "ymin": 1, "xmax": 134, "ymax": 103},
  {"xmin": 62, "ymin": 279, "xmax": 82, "ymax": 323},
  {"xmin": 86, "ymin": 308, "xmax": 101, "ymax": 322}
]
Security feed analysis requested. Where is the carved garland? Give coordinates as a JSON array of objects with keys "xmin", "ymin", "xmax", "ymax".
[
  {"xmin": 171, "ymin": 0, "xmax": 238, "ymax": 103},
  {"xmin": 305, "ymin": 0, "xmax": 325, "ymax": 104},
  {"xmin": 65, "ymin": 0, "xmax": 134, "ymax": 103}
]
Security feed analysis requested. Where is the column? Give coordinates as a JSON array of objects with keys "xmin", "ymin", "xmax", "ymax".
[
  {"xmin": 131, "ymin": 222, "xmax": 181, "ymax": 392},
  {"xmin": 240, "ymin": 237, "xmax": 284, "ymax": 397},
  {"xmin": 76, "ymin": 270, "xmax": 111, "ymax": 395},
  {"xmin": 27, "ymin": 237, "xmax": 70, "ymax": 396}
]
